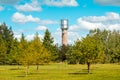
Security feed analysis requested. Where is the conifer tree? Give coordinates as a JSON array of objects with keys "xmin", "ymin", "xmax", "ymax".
[
  {"xmin": 43, "ymin": 29, "xmax": 59, "ymax": 62},
  {"xmin": 0, "ymin": 34, "xmax": 7, "ymax": 64}
]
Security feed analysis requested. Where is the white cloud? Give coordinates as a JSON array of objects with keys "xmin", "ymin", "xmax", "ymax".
[
  {"xmin": 61, "ymin": 12, "xmax": 120, "ymax": 44},
  {"xmin": 36, "ymin": 26, "xmax": 47, "ymax": 31},
  {"xmin": 43, "ymin": 0, "xmax": 79, "ymax": 7},
  {"xmin": 14, "ymin": 12, "xmax": 120, "ymax": 45},
  {"xmin": 15, "ymin": 0, "xmax": 42, "ymax": 12},
  {"xmin": 26, "ymin": 34, "xmax": 43, "ymax": 41},
  {"xmin": 14, "ymin": 31, "xmax": 43, "ymax": 41},
  {"xmin": 77, "ymin": 18, "xmax": 105, "ymax": 30},
  {"xmin": 12, "ymin": 12, "xmax": 40, "ymax": 23},
  {"xmin": 14, "ymin": 34, "xmax": 21, "ymax": 41},
  {"xmin": 82, "ymin": 12, "xmax": 120, "ymax": 22},
  {"xmin": 12, "ymin": 12, "xmax": 58, "ymax": 24},
  {"xmin": 108, "ymin": 24, "xmax": 120, "ymax": 31},
  {"xmin": 0, "ymin": 6, "xmax": 4, "ymax": 11},
  {"xmin": 94, "ymin": 0, "xmax": 120, "ymax": 6},
  {"xmin": 70, "ymin": 12, "xmax": 120, "ymax": 32},
  {"xmin": 13, "ymin": 30, "xmax": 24, "ymax": 41},
  {"xmin": 25, "ymin": 34, "xmax": 35, "ymax": 41}
]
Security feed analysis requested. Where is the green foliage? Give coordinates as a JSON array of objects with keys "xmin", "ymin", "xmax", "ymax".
[
  {"xmin": 0, "ymin": 23, "xmax": 14, "ymax": 64},
  {"xmin": 18, "ymin": 33, "xmax": 31, "ymax": 66},
  {"xmin": 80, "ymin": 35, "xmax": 103, "ymax": 64},
  {"xmin": 43, "ymin": 29, "xmax": 54, "ymax": 47},
  {"xmin": 0, "ymin": 23, "xmax": 14, "ymax": 54},
  {"xmin": 89, "ymin": 29, "xmax": 120, "ymax": 63},
  {"xmin": 66, "ymin": 41, "xmax": 82, "ymax": 64},
  {"xmin": 59, "ymin": 45, "xmax": 69, "ymax": 62},
  {"xmin": 0, "ymin": 34, "xmax": 7, "ymax": 64},
  {"xmin": 8, "ymin": 39, "xmax": 19, "ymax": 64},
  {"xmin": 1, "ymin": 23, "xmax": 120, "ymax": 65},
  {"xmin": 43, "ymin": 29, "xmax": 59, "ymax": 62},
  {"xmin": 30, "ymin": 33, "xmax": 51, "ymax": 65}
]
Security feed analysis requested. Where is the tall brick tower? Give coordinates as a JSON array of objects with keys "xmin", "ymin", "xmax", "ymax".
[{"xmin": 61, "ymin": 19, "xmax": 68, "ymax": 46}]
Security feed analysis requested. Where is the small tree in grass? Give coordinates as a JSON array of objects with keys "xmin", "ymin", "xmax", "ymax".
[
  {"xmin": 30, "ymin": 33, "xmax": 50, "ymax": 71},
  {"xmin": 18, "ymin": 34, "xmax": 33, "ymax": 76},
  {"xmin": 80, "ymin": 35, "xmax": 103, "ymax": 73}
]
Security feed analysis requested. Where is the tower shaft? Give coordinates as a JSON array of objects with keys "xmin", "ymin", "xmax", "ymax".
[
  {"xmin": 62, "ymin": 29, "xmax": 68, "ymax": 46},
  {"xmin": 61, "ymin": 19, "xmax": 68, "ymax": 46}
]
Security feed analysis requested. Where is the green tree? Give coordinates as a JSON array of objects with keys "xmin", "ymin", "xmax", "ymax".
[
  {"xmin": 0, "ymin": 34, "xmax": 7, "ymax": 64},
  {"xmin": 89, "ymin": 29, "xmax": 110, "ymax": 63},
  {"xmin": 107, "ymin": 30, "xmax": 120, "ymax": 63},
  {"xmin": 66, "ymin": 40, "xmax": 82, "ymax": 64},
  {"xmin": 0, "ymin": 23, "xmax": 14, "ymax": 64},
  {"xmin": 30, "ymin": 33, "xmax": 50, "ymax": 71},
  {"xmin": 19, "ymin": 34, "xmax": 32, "ymax": 76},
  {"xmin": 80, "ymin": 35, "xmax": 103, "ymax": 73},
  {"xmin": 8, "ymin": 38, "xmax": 19, "ymax": 65},
  {"xmin": 43, "ymin": 29, "xmax": 59, "ymax": 62},
  {"xmin": 89, "ymin": 29, "xmax": 120, "ymax": 63},
  {"xmin": 59, "ymin": 45, "xmax": 69, "ymax": 62}
]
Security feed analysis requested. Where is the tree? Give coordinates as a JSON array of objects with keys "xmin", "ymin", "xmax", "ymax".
[
  {"xmin": 8, "ymin": 38, "xmax": 19, "ymax": 65},
  {"xmin": 66, "ymin": 40, "xmax": 82, "ymax": 64},
  {"xmin": 19, "ymin": 34, "xmax": 32, "ymax": 76},
  {"xmin": 80, "ymin": 35, "xmax": 103, "ymax": 73},
  {"xmin": 107, "ymin": 30, "xmax": 120, "ymax": 63},
  {"xmin": 90, "ymin": 29, "xmax": 120, "ymax": 63},
  {"xmin": 0, "ymin": 23, "xmax": 14, "ymax": 64},
  {"xmin": 30, "ymin": 33, "xmax": 50, "ymax": 71},
  {"xmin": 59, "ymin": 45, "xmax": 69, "ymax": 62},
  {"xmin": 43, "ymin": 29, "xmax": 59, "ymax": 62},
  {"xmin": 0, "ymin": 34, "xmax": 7, "ymax": 64}
]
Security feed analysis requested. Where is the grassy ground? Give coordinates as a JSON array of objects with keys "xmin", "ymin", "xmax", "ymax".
[{"xmin": 0, "ymin": 63, "xmax": 120, "ymax": 80}]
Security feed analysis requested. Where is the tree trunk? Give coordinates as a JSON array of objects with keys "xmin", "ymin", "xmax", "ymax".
[
  {"xmin": 87, "ymin": 62, "xmax": 90, "ymax": 74},
  {"xmin": 26, "ymin": 66, "xmax": 29, "ymax": 77},
  {"xmin": 37, "ymin": 64, "xmax": 39, "ymax": 72}
]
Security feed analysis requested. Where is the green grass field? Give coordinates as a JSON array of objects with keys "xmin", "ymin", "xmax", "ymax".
[{"xmin": 0, "ymin": 63, "xmax": 120, "ymax": 80}]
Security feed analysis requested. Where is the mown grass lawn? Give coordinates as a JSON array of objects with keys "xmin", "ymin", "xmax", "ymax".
[{"xmin": 0, "ymin": 63, "xmax": 120, "ymax": 80}]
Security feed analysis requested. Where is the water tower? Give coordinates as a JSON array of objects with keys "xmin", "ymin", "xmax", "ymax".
[{"xmin": 61, "ymin": 19, "xmax": 68, "ymax": 46}]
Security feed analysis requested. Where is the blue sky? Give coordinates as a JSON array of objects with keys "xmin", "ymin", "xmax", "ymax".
[{"xmin": 0, "ymin": 0, "xmax": 120, "ymax": 44}]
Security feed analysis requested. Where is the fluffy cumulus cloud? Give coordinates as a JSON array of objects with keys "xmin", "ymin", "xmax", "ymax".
[
  {"xmin": 14, "ymin": 30, "xmax": 43, "ymax": 41},
  {"xmin": 25, "ymin": 34, "xmax": 43, "ymax": 41},
  {"xmin": 15, "ymin": 0, "xmax": 42, "ymax": 12},
  {"xmin": 0, "ymin": 0, "xmax": 79, "ymax": 12},
  {"xmin": 43, "ymin": 0, "xmax": 79, "ymax": 7},
  {"xmin": 36, "ymin": 26, "xmax": 47, "ymax": 31},
  {"xmin": 12, "ymin": 12, "xmax": 57, "ymax": 24},
  {"xmin": 94, "ymin": 0, "xmax": 120, "ymax": 6},
  {"xmin": 12, "ymin": 12, "xmax": 40, "ymax": 23},
  {"xmin": 70, "ymin": 12, "xmax": 120, "ymax": 31},
  {"xmin": 15, "ymin": 0, "xmax": 79, "ymax": 12},
  {"xmin": 59, "ymin": 12, "xmax": 120, "ymax": 44},
  {"xmin": 13, "ymin": 29, "xmax": 24, "ymax": 41}
]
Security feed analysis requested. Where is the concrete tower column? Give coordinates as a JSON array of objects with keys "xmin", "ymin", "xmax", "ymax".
[
  {"xmin": 61, "ymin": 19, "xmax": 68, "ymax": 46},
  {"xmin": 62, "ymin": 29, "xmax": 68, "ymax": 46}
]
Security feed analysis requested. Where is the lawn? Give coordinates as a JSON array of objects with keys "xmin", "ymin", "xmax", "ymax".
[{"xmin": 0, "ymin": 63, "xmax": 120, "ymax": 80}]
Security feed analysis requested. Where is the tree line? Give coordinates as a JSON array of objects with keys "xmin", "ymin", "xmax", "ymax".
[{"xmin": 0, "ymin": 23, "xmax": 120, "ymax": 73}]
